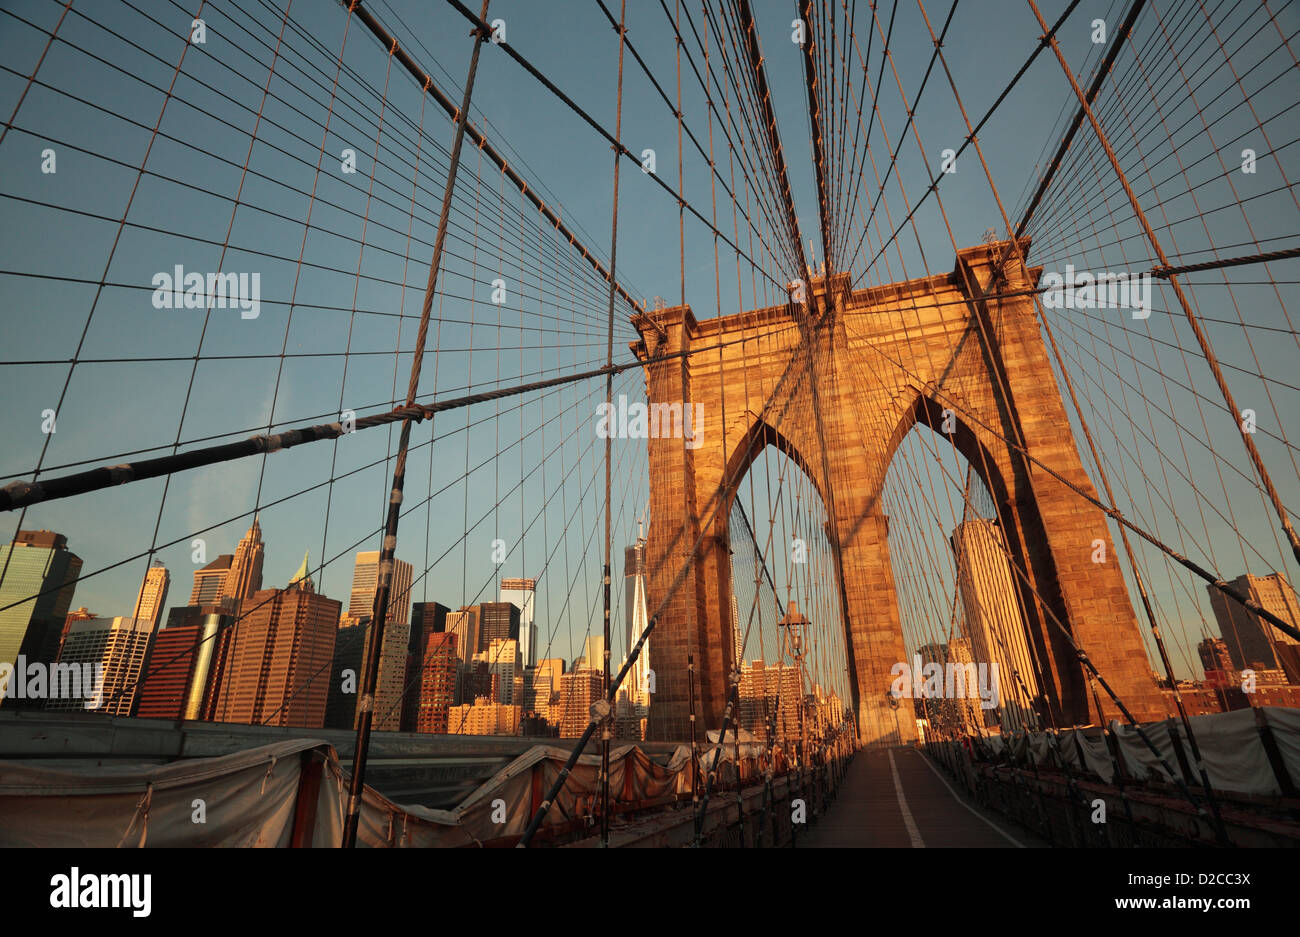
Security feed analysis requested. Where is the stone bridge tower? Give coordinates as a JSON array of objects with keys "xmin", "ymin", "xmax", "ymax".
[{"xmin": 631, "ymin": 240, "xmax": 1166, "ymax": 745}]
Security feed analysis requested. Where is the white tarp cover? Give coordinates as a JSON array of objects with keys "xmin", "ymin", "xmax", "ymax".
[
  {"xmin": 1073, "ymin": 730, "xmax": 1117, "ymax": 784},
  {"xmin": 1007, "ymin": 733, "xmax": 1028, "ymax": 762},
  {"xmin": 0, "ymin": 739, "xmax": 343, "ymax": 847},
  {"xmin": 1264, "ymin": 706, "xmax": 1300, "ymax": 790},
  {"xmin": 0, "ymin": 737, "xmax": 748, "ymax": 847},
  {"xmin": 1183, "ymin": 708, "xmax": 1279, "ymax": 796},
  {"xmin": 972, "ymin": 709, "xmax": 1296, "ymax": 796},
  {"xmin": 1110, "ymin": 719, "xmax": 1188, "ymax": 785},
  {"xmin": 1098, "ymin": 709, "xmax": 1292, "ymax": 796},
  {"xmin": 1027, "ymin": 732, "xmax": 1053, "ymax": 767},
  {"xmin": 1054, "ymin": 731, "xmax": 1083, "ymax": 771},
  {"xmin": 934, "ymin": 709, "xmax": 1297, "ymax": 797},
  {"xmin": 355, "ymin": 743, "xmax": 704, "ymax": 847}
]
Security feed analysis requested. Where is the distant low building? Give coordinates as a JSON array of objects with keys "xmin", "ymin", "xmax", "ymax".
[{"xmin": 447, "ymin": 697, "xmax": 519, "ymax": 736}]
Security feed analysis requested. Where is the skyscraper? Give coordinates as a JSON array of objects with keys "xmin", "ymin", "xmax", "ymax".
[
  {"xmin": 189, "ymin": 555, "xmax": 232, "ymax": 605},
  {"xmin": 0, "ymin": 531, "xmax": 83, "ymax": 701},
  {"xmin": 558, "ymin": 668, "xmax": 603, "ymax": 737},
  {"xmin": 220, "ymin": 518, "xmax": 264, "ymax": 614},
  {"xmin": 620, "ymin": 540, "xmax": 653, "ymax": 732},
  {"xmin": 1207, "ymin": 573, "xmax": 1300, "ymax": 676},
  {"xmin": 522, "ymin": 657, "xmax": 565, "ymax": 727},
  {"xmin": 737, "ymin": 659, "xmax": 802, "ymax": 742},
  {"xmin": 474, "ymin": 638, "xmax": 520, "ymax": 705},
  {"xmin": 346, "ymin": 551, "xmax": 414, "ymax": 732},
  {"xmin": 445, "ymin": 605, "xmax": 481, "ymax": 663},
  {"xmin": 500, "ymin": 578, "xmax": 537, "ymax": 667},
  {"xmin": 48, "ymin": 614, "xmax": 156, "ymax": 715},
  {"xmin": 405, "ymin": 601, "xmax": 450, "ymax": 731},
  {"xmin": 578, "ymin": 634, "xmax": 605, "ymax": 674},
  {"xmin": 624, "ymin": 541, "xmax": 646, "ymax": 654},
  {"xmin": 410, "ymin": 601, "xmax": 449, "ymax": 647},
  {"xmin": 324, "ymin": 619, "xmax": 369, "ymax": 730},
  {"xmin": 478, "ymin": 601, "xmax": 520, "ymax": 649},
  {"xmin": 131, "ymin": 561, "xmax": 170, "ymax": 627},
  {"xmin": 731, "ymin": 593, "xmax": 743, "ymax": 666},
  {"xmin": 951, "ymin": 518, "xmax": 1039, "ymax": 732},
  {"xmin": 134, "ymin": 605, "xmax": 233, "ymax": 720},
  {"xmin": 416, "ymin": 631, "xmax": 459, "ymax": 733},
  {"xmin": 914, "ymin": 638, "xmax": 985, "ymax": 738},
  {"xmin": 1197, "ymin": 636, "xmax": 1236, "ymax": 688},
  {"xmin": 209, "ymin": 577, "xmax": 340, "ymax": 728},
  {"xmin": 369, "ymin": 633, "xmax": 410, "ymax": 732},
  {"xmin": 461, "ymin": 660, "xmax": 494, "ymax": 708},
  {"xmin": 59, "ymin": 606, "xmax": 96, "ymax": 652},
  {"xmin": 347, "ymin": 550, "xmax": 414, "ymax": 624},
  {"xmin": 288, "ymin": 550, "xmax": 314, "ymax": 591}
]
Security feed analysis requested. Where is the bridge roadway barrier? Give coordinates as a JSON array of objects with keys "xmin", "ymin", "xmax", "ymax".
[
  {"xmin": 566, "ymin": 752, "xmax": 854, "ymax": 848},
  {"xmin": 0, "ymin": 711, "xmax": 683, "ymax": 810},
  {"xmin": 924, "ymin": 732, "xmax": 1300, "ymax": 848},
  {"xmin": 0, "ymin": 711, "xmax": 854, "ymax": 845}
]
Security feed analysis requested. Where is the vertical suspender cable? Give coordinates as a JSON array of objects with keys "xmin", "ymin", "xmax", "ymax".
[
  {"xmin": 600, "ymin": 0, "xmax": 630, "ymax": 850},
  {"xmin": 341, "ymin": 0, "xmax": 491, "ymax": 849}
]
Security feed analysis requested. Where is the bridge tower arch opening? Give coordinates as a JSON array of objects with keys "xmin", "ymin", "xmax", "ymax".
[
  {"xmin": 633, "ymin": 242, "xmax": 1166, "ymax": 746},
  {"xmin": 722, "ymin": 427, "xmax": 854, "ymax": 755},
  {"xmin": 880, "ymin": 401, "xmax": 1057, "ymax": 742}
]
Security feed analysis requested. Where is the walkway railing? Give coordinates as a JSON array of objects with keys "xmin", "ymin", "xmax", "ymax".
[{"xmin": 923, "ymin": 727, "xmax": 1300, "ymax": 849}]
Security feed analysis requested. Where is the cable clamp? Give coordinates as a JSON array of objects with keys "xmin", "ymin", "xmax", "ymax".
[{"xmin": 0, "ymin": 480, "xmax": 37, "ymax": 503}]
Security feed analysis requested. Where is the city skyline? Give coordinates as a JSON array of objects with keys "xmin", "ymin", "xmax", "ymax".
[{"xmin": 9, "ymin": 510, "xmax": 1300, "ymax": 718}]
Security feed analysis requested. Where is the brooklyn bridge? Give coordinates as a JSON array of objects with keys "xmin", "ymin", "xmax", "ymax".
[{"xmin": 0, "ymin": 0, "xmax": 1298, "ymax": 853}]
